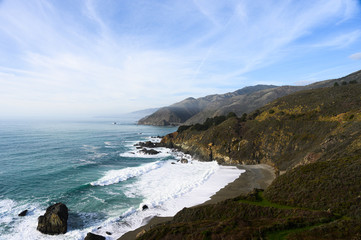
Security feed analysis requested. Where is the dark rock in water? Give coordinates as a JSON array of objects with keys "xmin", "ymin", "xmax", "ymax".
[
  {"xmin": 180, "ymin": 159, "xmax": 188, "ymax": 164},
  {"xmin": 171, "ymin": 162, "xmax": 176, "ymax": 164},
  {"xmin": 84, "ymin": 232, "xmax": 105, "ymax": 240},
  {"xmin": 135, "ymin": 141, "xmax": 157, "ymax": 148},
  {"xmin": 18, "ymin": 210, "xmax": 28, "ymax": 217},
  {"xmin": 142, "ymin": 205, "xmax": 149, "ymax": 211},
  {"xmin": 106, "ymin": 231, "xmax": 112, "ymax": 235},
  {"xmin": 140, "ymin": 148, "xmax": 160, "ymax": 155},
  {"xmin": 37, "ymin": 203, "xmax": 68, "ymax": 235}
]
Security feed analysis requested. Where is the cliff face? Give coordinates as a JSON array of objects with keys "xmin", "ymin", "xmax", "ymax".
[
  {"xmin": 161, "ymin": 83, "xmax": 361, "ymax": 172},
  {"xmin": 138, "ymin": 70, "xmax": 361, "ymax": 126},
  {"xmin": 138, "ymin": 79, "xmax": 361, "ymax": 240}
]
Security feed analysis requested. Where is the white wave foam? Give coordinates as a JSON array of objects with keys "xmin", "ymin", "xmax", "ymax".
[
  {"xmin": 90, "ymin": 161, "xmax": 165, "ymax": 186},
  {"xmin": 124, "ymin": 160, "xmax": 220, "ymax": 208},
  {"xmin": 90, "ymin": 160, "xmax": 245, "ymax": 239}
]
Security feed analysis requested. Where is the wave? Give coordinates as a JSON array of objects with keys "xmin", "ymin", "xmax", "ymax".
[
  {"xmin": 90, "ymin": 161, "xmax": 165, "ymax": 186},
  {"xmin": 124, "ymin": 160, "xmax": 220, "ymax": 209}
]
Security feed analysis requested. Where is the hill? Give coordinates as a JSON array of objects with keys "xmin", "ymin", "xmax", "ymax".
[
  {"xmin": 137, "ymin": 70, "xmax": 361, "ymax": 126},
  {"xmin": 138, "ymin": 84, "xmax": 278, "ymax": 126},
  {"xmin": 138, "ymin": 79, "xmax": 361, "ymax": 239}
]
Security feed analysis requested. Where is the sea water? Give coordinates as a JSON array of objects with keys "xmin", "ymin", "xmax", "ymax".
[{"xmin": 0, "ymin": 120, "xmax": 244, "ymax": 240}]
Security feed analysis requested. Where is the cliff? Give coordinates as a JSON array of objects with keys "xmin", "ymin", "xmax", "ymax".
[
  {"xmin": 161, "ymin": 83, "xmax": 361, "ymax": 171},
  {"xmin": 139, "ymin": 80, "xmax": 361, "ymax": 239}
]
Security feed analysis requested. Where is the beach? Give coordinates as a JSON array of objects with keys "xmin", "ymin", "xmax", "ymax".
[{"xmin": 119, "ymin": 164, "xmax": 276, "ymax": 240}]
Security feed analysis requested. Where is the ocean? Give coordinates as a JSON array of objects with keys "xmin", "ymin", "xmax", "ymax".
[{"xmin": 0, "ymin": 120, "xmax": 243, "ymax": 240}]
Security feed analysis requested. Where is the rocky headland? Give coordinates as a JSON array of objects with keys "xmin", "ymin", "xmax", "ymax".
[{"xmin": 127, "ymin": 78, "xmax": 361, "ymax": 239}]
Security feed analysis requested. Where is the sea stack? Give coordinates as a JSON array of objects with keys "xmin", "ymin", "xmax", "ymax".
[{"xmin": 37, "ymin": 202, "xmax": 68, "ymax": 235}]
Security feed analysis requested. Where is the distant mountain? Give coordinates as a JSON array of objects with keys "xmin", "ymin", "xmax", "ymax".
[
  {"xmin": 138, "ymin": 70, "xmax": 361, "ymax": 126},
  {"xmin": 138, "ymin": 85, "xmax": 278, "ymax": 126},
  {"xmin": 130, "ymin": 108, "xmax": 159, "ymax": 117}
]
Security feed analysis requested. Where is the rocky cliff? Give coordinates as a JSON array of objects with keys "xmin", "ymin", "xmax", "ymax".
[
  {"xmin": 161, "ymin": 82, "xmax": 361, "ymax": 171},
  {"xmin": 141, "ymin": 80, "xmax": 361, "ymax": 239}
]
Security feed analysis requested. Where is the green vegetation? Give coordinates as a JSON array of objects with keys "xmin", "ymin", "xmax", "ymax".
[
  {"xmin": 177, "ymin": 112, "xmax": 238, "ymax": 132},
  {"xmin": 155, "ymin": 82, "xmax": 361, "ymax": 239},
  {"xmin": 264, "ymin": 155, "xmax": 361, "ymax": 219},
  {"xmin": 349, "ymin": 80, "xmax": 358, "ymax": 84},
  {"xmin": 138, "ymin": 190, "xmax": 337, "ymax": 240},
  {"xmin": 236, "ymin": 190, "xmax": 297, "ymax": 210}
]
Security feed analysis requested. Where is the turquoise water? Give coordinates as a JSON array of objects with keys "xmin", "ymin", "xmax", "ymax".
[
  {"xmin": 0, "ymin": 120, "xmax": 176, "ymax": 239},
  {"xmin": 0, "ymin": 120, "xmax": 243, "ymax": 239}
]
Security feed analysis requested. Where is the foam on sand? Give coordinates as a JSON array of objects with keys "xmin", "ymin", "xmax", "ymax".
[{"xmin": 93, "ymin": 159, "xmax": 244, "ymax": 238}]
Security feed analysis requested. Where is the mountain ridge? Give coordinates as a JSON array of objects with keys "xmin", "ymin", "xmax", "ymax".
[{"xmin": 138, "ymin": 70, "xmax": 361, "ymax": 126}]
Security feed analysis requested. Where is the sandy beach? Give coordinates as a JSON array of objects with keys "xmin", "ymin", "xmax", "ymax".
[{"xmin": 119, "ymin": 164, "xmax": 276, "ymax": 240}]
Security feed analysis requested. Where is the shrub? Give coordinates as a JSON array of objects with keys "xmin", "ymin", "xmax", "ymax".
[
  {"xmin": 227, "ymin": 112, "xmax": 237, "ymax": 119},
  {"xmin": 177, "ymin": 125, "xmax": 191, "ymax": 133},
  {"xmin": 349, "ymin": 80, "xmax": 358, "ymax": 84},
  {"xmin": 240, "ymin": 113, "xmax": 247, "ymax": 122}
]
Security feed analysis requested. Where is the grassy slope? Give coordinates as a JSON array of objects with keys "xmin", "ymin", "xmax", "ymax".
[{"xmin": 143, "ymin": 83, "xmax": 361, "ymax": 239}]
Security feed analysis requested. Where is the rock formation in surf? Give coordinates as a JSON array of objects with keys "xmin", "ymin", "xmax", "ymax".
[{"xmin": 37, "ymin": 202, "xmax": 68, "ymax": 235}]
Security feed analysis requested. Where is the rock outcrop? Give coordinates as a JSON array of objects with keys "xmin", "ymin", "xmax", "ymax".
[
  {"xmin": 139, "ymin": 148, "xmax": 160, "ymax": 155},
  {"xmin": 18, "ymin": 210, "xmax": 28, "ymax": 217},
  {"xmin": 84, "ymin": 232, "xmax": 105, "ymax": 240},
  {"xmin": 37, "ymin": 203, "xmax": 68, "ymax": 235},
  {"xmin": 180, "ymin": 158, "xmax": 188, "ymax": 163}
]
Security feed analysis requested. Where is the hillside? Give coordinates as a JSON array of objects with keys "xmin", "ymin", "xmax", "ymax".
[
  {"xmin": 138, "ymin": 80, "xmax": 361, "ymax": 239},
  {"xmin": 138, "ymin": 70, "xmax": 361, "ymax": 126},
  {"xmin": 138, "ymin": 84, "xmax": 278, "ymax": 126}
]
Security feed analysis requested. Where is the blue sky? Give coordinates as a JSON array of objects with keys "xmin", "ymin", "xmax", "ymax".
[{"xmin": 0, "ymin": 0, "xmax": 361, "ymax": 119}]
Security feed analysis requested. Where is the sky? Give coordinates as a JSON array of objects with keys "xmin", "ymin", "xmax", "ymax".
[{"xmin": 0, "ymin": 0, "xmax": 361, "ymax": 119}]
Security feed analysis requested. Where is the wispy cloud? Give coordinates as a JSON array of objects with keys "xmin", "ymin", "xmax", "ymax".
[
  {"xmin": 349, "ymin": 52, "xmax": 361, "ymax": 60},
  {"xmin": 0, "ymin": 0, "xmax": 360, "ymax": 118}
]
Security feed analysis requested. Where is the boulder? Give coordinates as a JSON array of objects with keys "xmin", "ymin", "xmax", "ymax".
[
  {"xmin": 142, "ymin": 205, "xmax": 149, "ymax": 211},
  {"xmin": 180, "ymin": 159, "xmax": 188, "ymax": 164},
  {"xmin": 84, "ymin": 232, "xmax": 105, "ymax": 240},
  {"xmin": 18, "ymin": 210, "xmax": 28, "ymax": 217},
  {"xmin": 135, "ymin": 141, "xmax": 157, "ymax": 148},
  {"xmin": 37, "ymin": 203, "xmax": 68, "ymax": 235},
  {"xmin": 140, "ymin": 148, "xmax": 160, "ymax": 155}
]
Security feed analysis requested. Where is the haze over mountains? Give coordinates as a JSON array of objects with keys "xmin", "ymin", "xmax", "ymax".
[{"xmin": 138, "ymin": 70, "xmax": 361, "ymax": 126}]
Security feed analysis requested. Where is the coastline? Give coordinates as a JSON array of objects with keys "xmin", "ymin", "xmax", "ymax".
[{"xmin": 119, "ymin": 164, "xmax": 276, "ymax": 240}]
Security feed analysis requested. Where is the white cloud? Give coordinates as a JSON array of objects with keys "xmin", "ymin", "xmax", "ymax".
[
  {"xmin": 349, "ymin": 52, "xmax": 361, "ymax": 60},
  {"xmin": 0, "ymin": 0, "xmax": 360, "ymax": 118}
]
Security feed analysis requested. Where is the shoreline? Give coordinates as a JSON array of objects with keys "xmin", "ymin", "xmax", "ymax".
[{"xmin": 118, "ymin": 164, "xmax": 276, "ymax": 240}]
